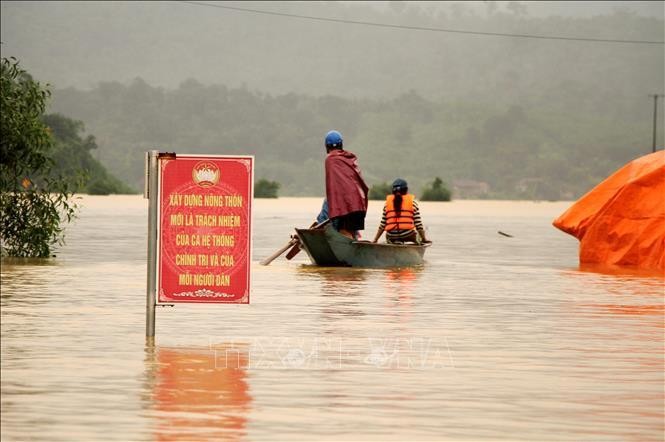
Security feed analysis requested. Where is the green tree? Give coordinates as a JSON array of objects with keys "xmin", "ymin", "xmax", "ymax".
[
  {"xmin": 255, "ymin": 178, "xmax": 280, "ymax": 198},
  {"xmin": 43, "ymin": 113, "xmax": 135, "ymax": 195},
  {"xmin": 421, "ymin": 177, "xmax": 452, "ymax": 201},
  {"xmin": 368, "ymin": 182, "xmax": 391, "ymax": 200},
  {"xmin": 0, "ymin": 57, "xmax": 77, "ymax": 257}
]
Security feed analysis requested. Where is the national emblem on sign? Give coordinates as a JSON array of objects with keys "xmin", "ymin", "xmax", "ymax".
[{"xmin": 192, "ymin": 161, "xmax": 220, "ymax": 187}]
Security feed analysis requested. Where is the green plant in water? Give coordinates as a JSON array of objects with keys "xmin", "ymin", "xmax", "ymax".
[
  {"xmin": 420, "ymin": 177, "xmax": 452, "ymax": 201},
  {"xmin": 255, "ymin": 179, "xmax": 280, "ymax": 198},
  {"xmin": 368, "ymin": 182, "xmax": 392, "ymax": 200},
  {"xmin": 0, "ymin": 57, "xmax": 78, "ymax": 257}
]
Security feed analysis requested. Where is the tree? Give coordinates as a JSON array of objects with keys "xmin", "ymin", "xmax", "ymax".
[
  {"xmin": 0, "ymin": 57, "xmax": 77, "ymax": 257},
  {"xmin": 421, "ymin": 177, "xmax": 452, "ymax": 201},
  {"xmin": 43, "ymin": 113, "xmax": 135, "ymax": 195},
  {"xmin": 368, "ymin": 182, "xmax": 391, "ymax": 200},
  {"xmin": 254, "ymin": 179, "xmax": 280, "ymax": 198}
]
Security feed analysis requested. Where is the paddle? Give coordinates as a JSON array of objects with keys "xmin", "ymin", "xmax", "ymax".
[
  {"xmin": 259, "ymin": 219, "xmax": 330, "ymax": 266},
  {"xmin": 285, "ymin": 240, "xmax": 303, "ymax": 260},
  {"xmin": 259, "ymin": 237, "xmax": 299, "ymax": 266}
]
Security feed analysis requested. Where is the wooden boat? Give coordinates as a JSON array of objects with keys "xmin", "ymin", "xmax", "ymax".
[{"xmin": 295, "ymin": 225, "xmax": 430, "ymax": 268}]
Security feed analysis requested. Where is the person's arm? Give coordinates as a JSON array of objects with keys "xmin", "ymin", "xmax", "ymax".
[
  {"xmin": 372, "ymin": 204, "xmax": 388, "ymax": 243},
  {"xmin": 417, "ymin": 228, "xmax": 430, "ymax": 243},
  {"xmin": 413, "ymin": 200, "xmax": 431, "ymax": 243},
  {"xmin": 316, "ymin": 199, "xmax": 329, "ymax": 224},
  {"xmin": 372, "ymin": 227, "xmax": 384, "ymax": 243}
]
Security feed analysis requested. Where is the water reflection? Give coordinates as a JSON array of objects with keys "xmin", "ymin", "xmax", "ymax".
[
  {"xmin": 383, "ymin": 267, "xmax": 422, "ymax": 304},
  {"xmin": 296, "ymin": 265, "xmax": 369, "ymax": 290},
  {"xmin": 578, "ymin": 262, "xmax": 665, "ymax": 279},
  {"xmin": 381, "ymin": 267, "xmax": 423, "ymax": 333},
  {"xmin": 561, "ymin": 265, "xmax": 664, "ymax": 370},
  {"xmin": 563, "ymin": 265, "xmax": 664, "ymax": 317},
  {"xmin": 144, "ymin": 344, "xmax": 252, "ymax": 442},
  {"xmin": 0, "ymin": 257, "xmax": 59, "ymax": 266},
  {"xmin": 296, "ymin": 266, "xmax": 369, "ymax": 320},
  {"xmin": 0, "ymin": 258, "xmax": 59, "ymax": 298},
  {"xmin": 581, "ymin": 303, "xmax": 664, "ymax": 318}
]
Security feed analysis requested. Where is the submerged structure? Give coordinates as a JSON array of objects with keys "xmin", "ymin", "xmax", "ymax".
[{"xmin": 553, "ymin": 151, "xmax": 665, "ymax": 272}]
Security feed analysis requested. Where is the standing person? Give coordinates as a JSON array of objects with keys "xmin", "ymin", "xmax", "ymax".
[
  {"xmin": 372, "ymin": 178, "xmax": 431, "ymax": 244},
  {"xmin": 321, "ymin": 130, "xmax": 369, "ymax": 239}
]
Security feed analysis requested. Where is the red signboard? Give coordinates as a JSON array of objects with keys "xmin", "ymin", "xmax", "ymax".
[{"xmin": 157, "ymin": 155, "xmax": 253, "ymax": 303}]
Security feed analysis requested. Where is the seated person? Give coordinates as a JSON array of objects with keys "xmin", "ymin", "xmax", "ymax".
[{"xmin": 372, "ymin": 178, "xmax": 430, "ymax": 244}]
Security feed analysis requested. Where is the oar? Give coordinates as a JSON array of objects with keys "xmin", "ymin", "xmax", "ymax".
[
  {"xmin": 260, "ymin": 219, "xmax": 329, "ymax": 266},
  {"xmin": 285, "ymin": 240, "xmax": 303, "ymax": 260},
  {"xmin": 259, "ymin": 237, "xmax": 299, "ymax": 266}
]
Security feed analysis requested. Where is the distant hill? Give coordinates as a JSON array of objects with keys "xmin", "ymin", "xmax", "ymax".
[{"xmin": 49, "ymin": 81, "xmax": 656, "ymax": 200}]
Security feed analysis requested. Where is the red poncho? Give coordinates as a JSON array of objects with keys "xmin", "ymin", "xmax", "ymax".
[{"xmin": 325, "ymin": 149, "xmax": 369, "ymax": 218}]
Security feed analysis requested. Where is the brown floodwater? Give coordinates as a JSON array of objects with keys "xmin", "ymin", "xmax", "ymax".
[{"xmin": 1, "ymin": 196, "xmax": 663, "ymax": 441}]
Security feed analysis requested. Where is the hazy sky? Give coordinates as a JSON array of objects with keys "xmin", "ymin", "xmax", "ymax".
[
  {"xmin": 356, "ymin": 1, "xmax": 664, "ymax": 18},
  {"xmin": 1, "ymin": 1, "xmax": 662, "ymax": 94}
]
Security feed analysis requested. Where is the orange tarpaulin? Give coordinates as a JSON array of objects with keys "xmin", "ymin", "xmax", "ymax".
[{"xmin": 553, "ymin": 151, "xmax": 665, "ymax": 272}]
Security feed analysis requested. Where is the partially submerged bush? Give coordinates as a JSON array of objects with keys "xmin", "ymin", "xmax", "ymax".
[
  {"xmin": 255, "ymin": 178, "xmax": 280, "ymax": 198},
  {"xmin": 420, "ymin": 177, "xmax": 452, "ymax": 201}
]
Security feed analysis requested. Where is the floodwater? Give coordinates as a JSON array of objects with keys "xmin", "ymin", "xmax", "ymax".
[{"xmin": 1, "ymin": 196, "xmax": 663, "ymax": 441}]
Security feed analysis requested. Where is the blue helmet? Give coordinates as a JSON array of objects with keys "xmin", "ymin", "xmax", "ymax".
[
  {"xmin": 325, "ymin": 130, "xmax": 343, "ymax": 149},
  {"xmin": 392, "ymin": 178, "xmax": 408, "ymax": 193}
]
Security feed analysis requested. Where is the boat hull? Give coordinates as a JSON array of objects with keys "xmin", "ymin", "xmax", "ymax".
[{"xmin": 295, "ymin": 226, "xmax": 429, "ymax": 268}]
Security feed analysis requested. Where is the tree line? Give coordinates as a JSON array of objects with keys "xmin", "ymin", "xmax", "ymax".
[
  {"xmin": 50, "ymin": 78, "xmax": 657, "ymax": 200},
  {"xmin": 1, "ymin": 57, "xmax": 130, "ymax": 257}
]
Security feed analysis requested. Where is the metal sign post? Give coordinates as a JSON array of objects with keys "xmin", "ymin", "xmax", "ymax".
[
  {"xmin": 650, "ymin": 94, "xmax": 665, "ymax": 153},
  {"xmin": 145, "ymin": 150, "xmax": 159, "ymax": 338}
]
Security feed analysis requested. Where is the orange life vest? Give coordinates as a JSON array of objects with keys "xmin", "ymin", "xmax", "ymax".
[{"xmin": 385, "ymin": 194, "xmax": 415, "ymax": 231}]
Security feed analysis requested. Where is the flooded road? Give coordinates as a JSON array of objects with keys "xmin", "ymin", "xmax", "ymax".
[{"xmin": 1, "ymin": 196, "xmax": 663, "ymax": 441}]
